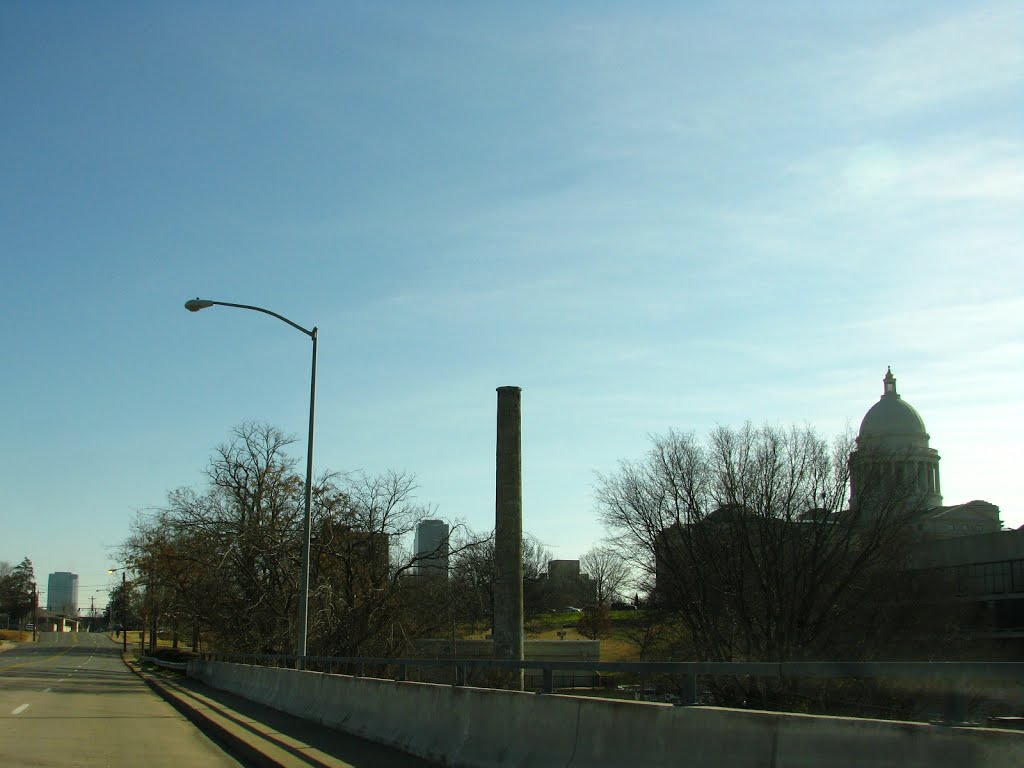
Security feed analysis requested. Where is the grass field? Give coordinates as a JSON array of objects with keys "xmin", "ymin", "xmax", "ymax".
[{"xmin": 492, "ymin": 610, "xmax": 647, "ymax": 662}]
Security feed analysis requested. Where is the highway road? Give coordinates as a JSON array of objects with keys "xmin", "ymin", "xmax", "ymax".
[{"xmin": 0, "ymin": 632, "xmax": 245, "ymax": 767}]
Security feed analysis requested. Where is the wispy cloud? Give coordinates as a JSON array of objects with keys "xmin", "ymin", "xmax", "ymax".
[
  {"xmin": 846, "ymin": 296, "xmax": 1024, "ymax": 351},
  {"xmin": 837, "ymin": 3, "xmax": 1024, "ymax": 115},
  {"xmin": 791, "ymin": 138, "xmax": 1024, "ymax": 206}
]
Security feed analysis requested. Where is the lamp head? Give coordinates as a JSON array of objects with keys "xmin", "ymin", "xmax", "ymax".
[{"xmin": 185, "ymin": 298, "xmax": 214, "ymax": 312}]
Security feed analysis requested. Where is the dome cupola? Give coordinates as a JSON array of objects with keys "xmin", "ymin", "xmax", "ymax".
[
  {"xmin": 857, "ymin": 367, "xmax": 930, "ymax": 449},
  {"xmin": 850, "ymin": 367, "xmax": 942, "ymax": 511}
]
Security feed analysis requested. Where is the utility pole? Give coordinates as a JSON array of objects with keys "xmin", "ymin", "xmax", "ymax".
[{"xmin": 32, "ymin": 584, "xmax": 38, "ymax": 643}]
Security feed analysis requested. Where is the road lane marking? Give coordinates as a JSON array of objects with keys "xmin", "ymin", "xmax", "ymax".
[
  {"xmin": 0, "ymin": 646, "xmax": 76, "ymax": 672},
  {"xmin": 12, "ymin": 704, "xmax": 29, "ymax": 715}
]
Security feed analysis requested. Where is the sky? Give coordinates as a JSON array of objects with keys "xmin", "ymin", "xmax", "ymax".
[{"xmin": 2, "ymin": 2, "xmax": 1022, "ymax": 613}]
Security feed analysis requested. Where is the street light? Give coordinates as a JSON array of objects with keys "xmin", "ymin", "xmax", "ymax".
[
  {"xmin": 184, "ymin": 297, "xmax": 318, "ymax": 662},
  {"xmin": 107, "ymin": 567, "xmax": 129, "ymax": 653}
]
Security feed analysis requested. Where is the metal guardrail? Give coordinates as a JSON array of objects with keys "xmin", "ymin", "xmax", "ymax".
[
  {"xmin": 195, "ymin": 652, "xmax": 1024, "ymax": 724},
  {"xmin": 140, "ymin": 655, "xmax": 189, "ymax": 671}
]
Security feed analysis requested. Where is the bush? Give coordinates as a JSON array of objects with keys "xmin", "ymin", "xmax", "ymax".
[{"xmin": 577, "ymin": 604, "xmax": 613, "ymax": 639}]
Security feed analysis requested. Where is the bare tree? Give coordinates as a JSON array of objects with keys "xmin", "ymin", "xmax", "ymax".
[
  {"xmin": 580, "ymin": 547, "xmax": 630, "ymax": 606},
  {"xmin": 122, "ymin": 422, "xmax": 470, "ymax": 657},
  {"xmin": 310, "ymin": 468, "xmax": 446, "ymax": 656},
  {"xmin": 596, "ymin": 423, "xmax": 926, "ymax": 666},
  {"xmin": 446, "ymin": 530, "xmax": 563, "ymax": 629},
  {"xmin": 448, "ymin": 531, "xmax": 497, "ymax": 632}
]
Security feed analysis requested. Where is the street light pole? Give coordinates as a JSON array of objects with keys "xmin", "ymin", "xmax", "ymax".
[
  {"xmin": 184, "ymin": 297, "xmax": 317, "ymax": 662},
  {"xmin": 121, "ymin": 571, "xmax": 127, "ymax": 654}
]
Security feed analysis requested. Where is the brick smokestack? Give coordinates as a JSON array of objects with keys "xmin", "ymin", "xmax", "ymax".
[{"xmin": 494, "ymin": 386, "xmax": 524, "ymax": 689}]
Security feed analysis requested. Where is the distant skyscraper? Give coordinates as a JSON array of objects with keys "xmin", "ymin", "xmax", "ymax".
[
  {"xmin": 47, "ymin": 572, "xmax": 79, "ymax": 615},
  {"xmin": 414, "ymin": 520, "xmax": 450, "ymax": 577}
]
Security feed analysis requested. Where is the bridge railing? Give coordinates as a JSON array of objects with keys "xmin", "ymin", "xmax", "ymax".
[
  {"xmin": 140, "ymin": 654, "xmax": 189, "ymax": 671},
  {"xmin": 194, "ymin": 653, "xmax": 1024, "ymax": 725}
]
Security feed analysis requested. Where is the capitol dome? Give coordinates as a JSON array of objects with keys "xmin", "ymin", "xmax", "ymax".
[
  {"xmin": 858, "ymin": 367, "xmax": 930, "ymax": 448},
  {"xmin": 850, "ymin": 367, "xmax": 942, "ymax": 510}
]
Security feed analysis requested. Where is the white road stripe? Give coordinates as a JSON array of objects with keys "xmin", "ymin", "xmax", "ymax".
[{"xmin": 12, "ymin": 704, "xmax": 29, "ymax": 715}]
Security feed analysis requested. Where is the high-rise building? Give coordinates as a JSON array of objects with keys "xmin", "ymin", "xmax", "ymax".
[
  {"xmin": 414, "ymin": 520, "xmax": 450, "ymax": 577},
  {"xmin": 47, "ymin": 572, "xmax": 79, "ymax": 616}
]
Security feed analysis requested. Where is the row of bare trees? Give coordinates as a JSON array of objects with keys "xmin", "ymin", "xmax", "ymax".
[
  {"xmin": 118, "ymin": 421, "xmax": 621, "ymax": 657},
  {"xmin": 124, "ymin": 417, "xmax": 940, "ymax": 675},
  {"xmin": 121, "ymin": 422, "xmax": 482, "ymax": 656}
]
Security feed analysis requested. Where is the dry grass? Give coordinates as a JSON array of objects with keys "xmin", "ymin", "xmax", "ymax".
[
  {"xmin": 110, "ymin": 631, "xmax": 179, "ymax": 650},
  {"xmin": 529, "ymin": 627, "xmax": 585, "ymax": 641},
  {"xmin": 462, "ymin": 613, "xmax": 646, "ymax": 663},
  {"xmin": 598, "ymin": 636, "xmax": 640, "ymax": 662},
  {"xmin": 0, "ymin": 630, "xmax": 29, "ymax": 642}
]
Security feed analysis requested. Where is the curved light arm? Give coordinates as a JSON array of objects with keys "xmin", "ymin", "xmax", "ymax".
[
  {"xmin": 183, "ymin": 294, "xmax": 318, "ymax": 661},
  {"xmin": 184, "ymin": 298, "xmax": 315, "ymax": 338}
]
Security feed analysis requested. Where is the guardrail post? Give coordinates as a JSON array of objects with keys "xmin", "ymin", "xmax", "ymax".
[
  {"xmin": 943, "ymin": 687, "xmax": 968, "ymax": 726},
  {"xmin": 682, "ymin": 673, "xmax": 697, "ymax": 705},
  {"xmin": 543, "ymin": 667, "xmax": 554, "ymax": 694}
]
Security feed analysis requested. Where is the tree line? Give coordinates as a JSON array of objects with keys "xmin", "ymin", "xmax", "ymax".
[
  {"xmin": 118, "ymin": 416, "xmax": 952, "ymax": 701},
  {"xmin": 116, "ymin": 421, "xmax": 628, "ymax": 656}
]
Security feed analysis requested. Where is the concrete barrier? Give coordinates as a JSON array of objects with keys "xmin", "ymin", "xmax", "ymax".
[{"xmin": 188, "ymin": 660, "xmax": 1024, "ymax": 767}]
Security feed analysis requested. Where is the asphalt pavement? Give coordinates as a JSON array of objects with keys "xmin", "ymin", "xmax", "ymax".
[
  {"xmin": 0, "ymin": 631, "xmax": 245, "ymax": 767},
  {"xmin": 1, "ymin": 632, "xmax": 440, "ymax": 768}
]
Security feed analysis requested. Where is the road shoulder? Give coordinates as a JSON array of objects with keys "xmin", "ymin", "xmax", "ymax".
[{"xmin": 126, "ymin": 657, "xmax": 438, "ymax": 768}]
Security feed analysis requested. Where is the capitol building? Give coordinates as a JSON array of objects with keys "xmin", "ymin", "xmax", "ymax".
[
  {"xmin": 861, "ymin": 368, "xmax": 1024, "ymax": 638},
  {"xmin": 849, "ymin": 367, "xmax": 1002, "ymax": 540}
]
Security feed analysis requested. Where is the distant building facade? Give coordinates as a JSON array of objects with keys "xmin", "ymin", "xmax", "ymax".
[
  {"xmin": 414, "ymin": 520, "xmax": 450, "ymax": 577},
  {"xmin": 908, "ymin": 529, "xmax": 1024, "ymax": 637},
  {"xmin": 46, "ymin": 572, "xmax": 79, "ymax": 615},
  {"xmin": 547, "ymin": 560, "xmax": 580, "ymax": 582},
  {"xmin": 545, "ymin": 559, "xmax": 596, "ymax": 608}
]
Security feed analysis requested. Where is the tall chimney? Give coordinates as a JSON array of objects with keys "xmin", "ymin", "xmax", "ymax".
[{"xmin": 494, "ymin": 386, "xmax": 524, "ymax": 689}]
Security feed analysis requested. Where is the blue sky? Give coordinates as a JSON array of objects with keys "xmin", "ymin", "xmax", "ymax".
[{"xmin": 2, "ymin": 2, "xmax": 1022, "ymax": 612}]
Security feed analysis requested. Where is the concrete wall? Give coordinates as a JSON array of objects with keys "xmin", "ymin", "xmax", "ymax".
[{"xmin": 189, "ymin": 660, "xmax": 1024, "ymax": 767}]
